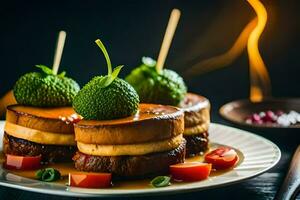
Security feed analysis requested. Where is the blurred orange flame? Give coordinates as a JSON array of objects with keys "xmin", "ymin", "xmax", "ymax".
[
  {"xmin": 185, "ymin": 0, "xmax": 271, "ymax": 103},
  {"xmin": 185, "ymin": 18, "xmax": 257, "ymax": 76},
  {"xmin": 247, "ymin": 0, "xmax": 271, "ymax": 102}
]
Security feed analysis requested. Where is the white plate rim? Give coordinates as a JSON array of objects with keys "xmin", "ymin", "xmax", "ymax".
[{"xmin": 0, "ymin": 121, "xmax": 281, "ymax": 197}]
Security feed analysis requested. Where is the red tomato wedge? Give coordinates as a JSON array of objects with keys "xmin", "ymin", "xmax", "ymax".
[
  {"xmin": 69, "ymin": 173, "xmax": 112, "ymax": 188},
  {"xmin": 170, "ymin": 162, "xmax": 212, "ymax": 182},
  {"xmin": 205, "ymin": 147, "xmax": 239, "ymax": 170},
  {"xmin": 4, "ymin": 154, "xmax": 41, "ymax": 170}
]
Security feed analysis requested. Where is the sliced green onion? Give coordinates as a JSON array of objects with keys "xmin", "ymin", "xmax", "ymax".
[
  {"xmin": 36, "ymin": 168, "xmax": 61, "ymax": 182},
  {"xmin": 150, "ymin": 176, "xmax": 171, "ymax": 188}
]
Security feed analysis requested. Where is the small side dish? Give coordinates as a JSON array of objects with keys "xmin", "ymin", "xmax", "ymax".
[{"xmin": 245, "ymin": 110, "xmax": 300, "ymax": 127}]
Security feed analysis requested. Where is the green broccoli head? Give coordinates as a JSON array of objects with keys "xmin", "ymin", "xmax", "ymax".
[
  {"xmin": 73, "ymin": 77, "xmax": 139, "ymax": 120},
  {"xmin": 13, "ymin": 65, "xmax": 80, "ymax": 107},
  {"xmin": 125, "ymin": 57, "xmax": 187, "ymax": 106},
  {"xmin": 72, "ymin": 39, "xmax": 139, "ymax": 120}
]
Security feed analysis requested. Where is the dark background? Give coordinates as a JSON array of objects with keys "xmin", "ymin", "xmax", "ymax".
[
  {"xmin": 0, "ymin": 1, "xmax": 300, "ymax": 199},
  {"xmin": 1, "ymin": 0, "xmax": 299, "ymax": 116}
]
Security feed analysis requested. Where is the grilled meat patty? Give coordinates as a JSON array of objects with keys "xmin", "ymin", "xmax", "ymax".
[
  {"xmin": 184, "ymin": 132, "xmax": 209, "ymax": 156},
  {"xmin": 73, "ymin": 139, "xmax": 186, "ymax": 178},
  {"xmin": 3, "ymin": 133, "xmax": 76, "ymax": 163}
]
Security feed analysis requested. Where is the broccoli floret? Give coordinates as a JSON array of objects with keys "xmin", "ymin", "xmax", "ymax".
[
  {"xmin": 126, "ymin": 57, "xmax": 187, "ymax": 106},
  {"xmin": 13, "ymin": 65, "xmax": 80, "ymax": 107},
  {"xmin": 73, "ymin": 39, "xmax": 139, "ymax": 120}
]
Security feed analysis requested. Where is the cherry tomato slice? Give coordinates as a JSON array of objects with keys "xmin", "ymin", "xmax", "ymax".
[
  {"xmin": 170, "ymin": 162, "xmax": 212, "ymax": 182},
  {"xmin": 69, "ymin": 173, "xmax": 112, "ymax": 188},
  {"xmin": 205, "ymin": 147, "xmax": 239, "ymax": 170},
  {"xmin": 4, "ymin": 154, "xmax": 41, "ymax": 170}
]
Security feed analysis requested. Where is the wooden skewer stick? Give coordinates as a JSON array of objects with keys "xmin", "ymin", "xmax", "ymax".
[
  {"xmin": 52, "ymin": 31, "xmax": 67, "ymax": 75},
  {"xmin": 156, "ymin": 9, "xmax": 181, "ymax": 73}
]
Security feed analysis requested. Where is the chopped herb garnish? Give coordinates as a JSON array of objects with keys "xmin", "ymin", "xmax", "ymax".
[
  {"xmin": 36, "ymin": 168, "xmax": 61, "ymax": 182},
  {"xmin": 150, "ymin": 176, "xmax": 171, "ymax": 188}
]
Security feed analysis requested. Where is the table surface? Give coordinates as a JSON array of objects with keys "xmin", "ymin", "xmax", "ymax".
[{"xmin": 0, "ymin": 113, "xmax": 299, "ymax": 200}]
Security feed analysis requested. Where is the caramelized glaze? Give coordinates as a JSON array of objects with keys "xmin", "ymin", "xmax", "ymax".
[
  {"xmin": 6, "ymin": 105, "xmax": 75, "ymax": 134},
  {"xmin": 7, "ymin": 105, "xmax": 75, "ymax": 119},
  {"xmin": 76, "ymin": 104, "xmax": 183, "ymax": 127}
]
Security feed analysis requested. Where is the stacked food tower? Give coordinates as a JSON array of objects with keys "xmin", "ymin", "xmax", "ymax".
[
  {"xmin": 180, "ymin": 93, "xmax": 210, "ymax": 156},
  {"xmin": 3, "ymin": 65, "xmax": 80, "ymax": 163},
  {"xmin": 73, "ymin": 104, "xmax": 185, "ymax": 177},
  {"xmin": 2, "ymin": 31, "xmax": 81, "ymax": 163},
  {"xmin": 4, "ymin": 106, "xmax": 77, "ymax": 163},
  {"xmin": 71, "ymin": 40, "xmax": 186, "ymax": 177},
  {"xmin": 126, "ymin": 57, "xmax": 211, "ymax": 157}
]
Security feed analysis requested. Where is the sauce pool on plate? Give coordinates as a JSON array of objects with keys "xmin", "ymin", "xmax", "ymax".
[{"xmin": 0, "ymin": 145, "xmax": 243, "ymax": 189}]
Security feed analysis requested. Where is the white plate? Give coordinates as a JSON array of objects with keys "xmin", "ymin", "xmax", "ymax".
[{"xmin": 0, "ymin": 121, "xmax": 280, "ymax": 197}]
